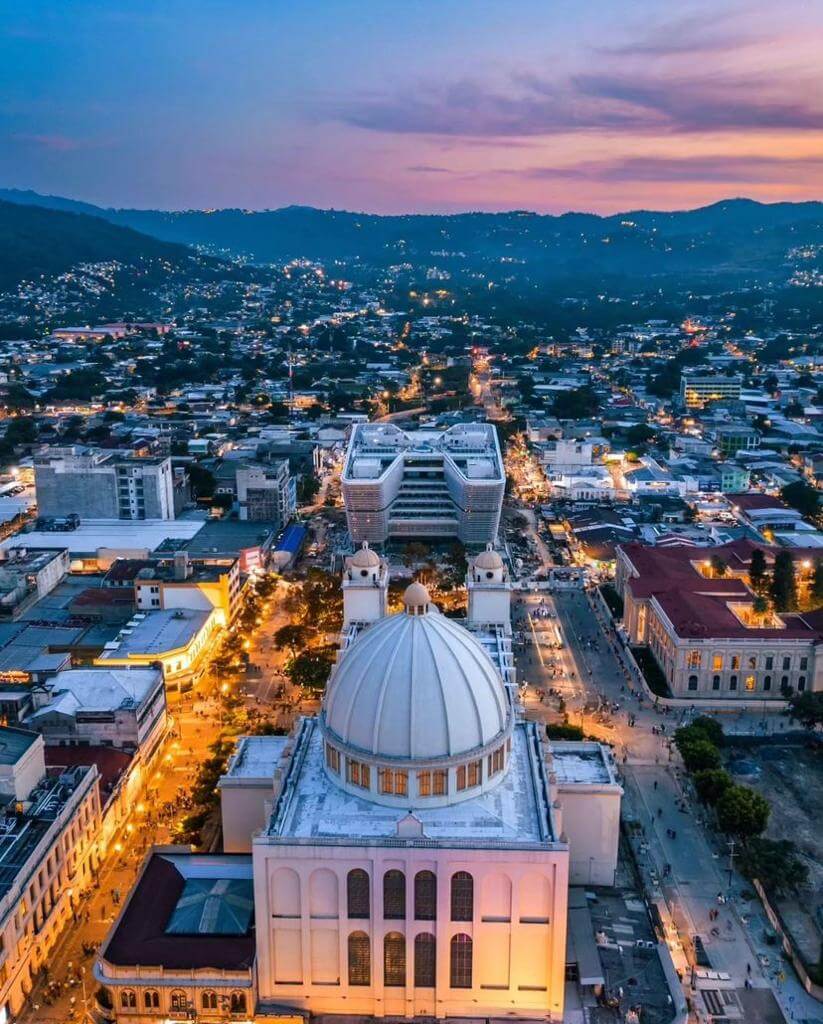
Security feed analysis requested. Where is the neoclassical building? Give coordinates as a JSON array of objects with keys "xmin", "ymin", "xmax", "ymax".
[{"xmin": 96, "ymin": 546, "xmax": 621, "ymax": 1023}]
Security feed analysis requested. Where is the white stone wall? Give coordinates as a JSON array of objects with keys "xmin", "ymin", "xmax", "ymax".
[{"xmin": 253, "ymin": 843, "xmax": 568, "ymax": 1021}]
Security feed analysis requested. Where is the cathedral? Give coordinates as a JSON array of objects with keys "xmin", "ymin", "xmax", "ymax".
[{"xmin": 96, "ymin": 545, "xmax": 621, "ymax": 1023}]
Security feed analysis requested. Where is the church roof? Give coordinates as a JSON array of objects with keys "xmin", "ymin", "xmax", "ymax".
[{"xmin": 323, "ymin": 597, "xmax": 509, "ymax": 761}]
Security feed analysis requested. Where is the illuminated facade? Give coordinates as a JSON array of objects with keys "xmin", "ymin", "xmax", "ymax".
[{"xmin": 95, "ymin": 555, "xmax": 621, "ymax": 1022}]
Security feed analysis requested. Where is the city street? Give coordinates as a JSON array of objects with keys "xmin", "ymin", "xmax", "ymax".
[{"xmin": 511, "ymin": 577, "xmax": 822, "ymax": 1023}]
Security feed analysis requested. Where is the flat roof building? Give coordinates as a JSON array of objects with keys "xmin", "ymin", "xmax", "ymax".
[{"xmin": 341, "ymin": 422, "xmax": 505, "ymax": 544}]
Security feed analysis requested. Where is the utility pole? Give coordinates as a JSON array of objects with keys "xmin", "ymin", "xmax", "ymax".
[{"xmin": 727, "ymin": 837, "xmax": 737, "ymax": 890}]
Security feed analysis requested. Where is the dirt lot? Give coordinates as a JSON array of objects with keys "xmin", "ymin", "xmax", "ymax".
[{"xmin": 725, "ymin": 742, "xmax": 823, "ymax": 963}]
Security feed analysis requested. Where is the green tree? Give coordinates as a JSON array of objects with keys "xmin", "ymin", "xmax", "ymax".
[
  {"xmin": 679, "ymin": 738, "xmax": 722, "ymax": 773},
  {"xmin": 812, "ymin": 560, "xmax": 823, "ymax": 605},
  {"xmin": 784, "ymin": 691, "xmax": 823, "ymax": 730},
  {"xmin": 749, "ymin": 548, "xmax": 768, "ymax": 595},
  {"xmin": 738, "ymin": 838, "xmax": 809, "ymax": 896},
  {"xmin": 770, "ymin": 550, "xmax": 798, "ymax": 612},
  {"xmin": 716, "ymin": 784, "xmax": 770, "ymax": 838},
  {"xmin": 287, "ymin": 647, "xmax": 334, "ymax": 693},
  {"xmin": 676, "ymin": 716, "xmax": 724, "ymax": 748},
  {"xmin": 710, "ymin": 554, "xmax": 727, "ymax": 577},
  {"xmin": 188, "ymin": 462, "xmax": 216, "ymax": 499},
  {"xmin": 694, "ymin": 768, "xmax": 733, "ymax": 805},
  {"xmin": 780, "ymin": 480, "xmax": 820, "ymax": 520},
  {"xmin": 273, "ymin": 623, "xmax": 310, "ymax": 658}
]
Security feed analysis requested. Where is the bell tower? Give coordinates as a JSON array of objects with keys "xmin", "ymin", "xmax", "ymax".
[
  {"xmin": 467, "ymin": 544, "xmax": 511, "ymax": 629},
  {"xmin": 342, "ymin": 542, "xmax": 388, "ymax": 626}
]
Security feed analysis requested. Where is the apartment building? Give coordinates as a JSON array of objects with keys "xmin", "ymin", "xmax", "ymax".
[
  {"xmin": 616, "ymin": 541, "xmax": 823, "ymax": 699},
  {"xmin": 341, "ymin": 422, "xmax": 505, "ymax": 544},
  {"xmin": 0, "ymin": 727, "xmax": 101, "ymax": 1021},
  {"xmin": 235, "ymin": 461, "xmax": 296, "ymax": 526},
  {"xmin": 34, "ymin": 447, "xmax": 175, "ymax": 521}
]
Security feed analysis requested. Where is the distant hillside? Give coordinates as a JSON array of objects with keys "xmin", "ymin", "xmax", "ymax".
[
  {"xmin": 0, "ymin": 198, "xmax": 208, "ymax": 290},
  {"xmin": 1, "ymin": 189, "xmax": 821, "ymax": 282}
]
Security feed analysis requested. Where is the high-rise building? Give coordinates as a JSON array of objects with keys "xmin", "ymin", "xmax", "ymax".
[
  {"xmin": 341, "ymin": 423, "xmax": 505, "ymax": 544},
  {"xmin": 34, "ymin": 447, "xmax": 175, "ymax": 521}
]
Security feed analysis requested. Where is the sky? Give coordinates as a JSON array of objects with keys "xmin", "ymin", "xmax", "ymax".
[{"xmin": 0, "ymin": 0, "xmax": 821, "ymax": 214}]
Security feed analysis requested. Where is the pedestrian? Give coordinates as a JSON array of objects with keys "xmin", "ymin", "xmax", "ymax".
[{"xmin": 653, "ymin": 780, "xmax": 658, "ymax": 790}]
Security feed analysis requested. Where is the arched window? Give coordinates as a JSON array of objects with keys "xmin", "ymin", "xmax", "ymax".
[
  {"xmin": 384, "ymin": 932, "xmax": 406, "ymax": 987},
  {"xmin": 450, "ymin": 934, "xmax": 473, "ymax": 988},
  {"xmin": 120, "ymin": 990, "xmax": 137, "ymax": 1009},
  {"xmin": 383, "ymin": 869, "xmax": 406, "ymax": 919},
  {"xmin": 143, "ymin": 989, "xmax": 160, "ymax": 1009},
  {"xmin": 414, "ymin": 933, "xmax": 436, "ymax": 987},
  {"xmin": 201, "ymin": 991, "xmax": 218, "ymax": 1010},
  {"xmin": 414, "ymin": 870, "xmax": 436, "ymax": 920},
  {"xmin": 230, "ymin": 992, "xmax": 247, "ymax": 1013},
  {"xmin": 170, "ymin": 991, "xmax": 187, "ymax": 1012},
  {"xmin": 348, "ymin": 931, "xmax": 371, "ymax": 986},
  {"xmin": 347, "ymin": 869, "xmax": 370, "ymax": 918},
  {"xmin": 450, "ymin": 871, "xmax": 473, "ymax": 922}
]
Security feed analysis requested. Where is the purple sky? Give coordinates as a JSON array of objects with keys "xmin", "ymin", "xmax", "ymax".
[{"xmin": 1, "ymin": 0, "xmax": 821, "ymax": 213}]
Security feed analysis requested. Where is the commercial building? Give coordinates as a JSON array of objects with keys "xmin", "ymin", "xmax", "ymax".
[
  {"xmin": 95, "ymin": 608, "xmax": 222, "ymax": 691},
  {"xmin": 0, "ymin": 547, "xmax": 70, "ymax": 619},
  {"xmin": 679, "ymin": 373, "xmax": 742, "ymax": 409},
  {"xmin": 616, "ymin": 541, "xmax": 823, "ymax": 699},
  {"xmin": 341, "ymin": 422, "xmax": 505, "ymax": 544},
  {"xmin": 0, "ymin": 727, "xmax": 101, "ymax": 1020},
  {"xmin": 235, "ymin": 461, "xmax": 296, "ymax": 526},
  {"xmin": 34, "ymin": 447, "xmax": 176, "ymax": 521},
  {"xmin": 95, "ymin": 549, "xmax": 621, "ymax": 1023},
  {"xmin": 25, "ymin": 666, "xmax": 167, "ymax": 755}
]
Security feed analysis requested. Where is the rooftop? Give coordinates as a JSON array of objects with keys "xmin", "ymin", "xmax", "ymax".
[
  {"xmin": 550, "ymin": 743, "xmax": 619, "ymax": 787},
  {"xmin": 221, "ymin": 735, "xmax": 287, "ymax": 782},
  {"xmin": 265, "ymin": 718, "xmax": 556, "ymax": 848},
  {"xmin": 2, "ymin": 519, "xmax": 205, "ymax": 558},
  {"xmin": 102, "ymin": 851, "xmax": 255, "ymax": 971},
  {"xmin": 98, "ymin": 609, "xmax": 212, "ymax": 659},
  {"xmin": 0, "ymin": 725, "xmax": 40, "ymax": 765},
  {"xmin": 28, "ymin": 666, "xmax": 162, "ymax": 720}
]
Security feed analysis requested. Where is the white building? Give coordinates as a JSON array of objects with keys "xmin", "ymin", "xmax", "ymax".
[
  {"xmin": 341, "ymin": 423, "xmax": 505, "ymax": 544},
  {"xmin": 0, "ymin": 727, "xmax": 102, "ymax": 1020},
  {"xmin": 95, "ymin": 554, "xmax": 621, "ymax": 1023}
]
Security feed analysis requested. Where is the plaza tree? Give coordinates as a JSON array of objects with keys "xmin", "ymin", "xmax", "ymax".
[
  {"xmin": 748, "ymin": 548, "xmax": 768, "ymax": 595},
  {"xmin": 716, "ymin": 784, "xmax": 770, "ymax": 838},
  {"xmin": 784, "ymin": 691, "xmax": 823, "ymax": 730},
  {"xmin": 273, "ymin": 623, "xmax": 311, "ymax": 658},
  {"xmin": 694, "ymin": 768, "xmax": 733, "ymax": 805},
  {"xmin": 770, "ymin": 550, "xmax": 798, "ymax": 612}
]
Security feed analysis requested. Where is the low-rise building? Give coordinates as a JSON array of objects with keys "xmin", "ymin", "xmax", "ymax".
[
  {"xmin": 0, "ymin": 547, "xmax": 69, "ymax": 619},
  {"xmin": 616, "ymin": 541, "xmax": 823, "ymax": 699},
  {"xmin": 95, "ymin": 608, "xmax": 222, "ymax": 691},
  {"xmin": 25, "ymin": 666, "xmax": 167, "ymax": 755},
  {"xmin": 0, "ymin": 727, "xmax": 101, "ymax": 1019}
]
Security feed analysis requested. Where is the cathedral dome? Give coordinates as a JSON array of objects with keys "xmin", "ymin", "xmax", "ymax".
[{"xmin": 322, "ymin": 593, "xmax": 509, "ymax": 762}]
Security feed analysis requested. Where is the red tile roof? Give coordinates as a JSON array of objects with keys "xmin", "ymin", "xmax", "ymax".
[{"xmin": 620, "ymin": 541, "xmax": 823, "ymax": 641}]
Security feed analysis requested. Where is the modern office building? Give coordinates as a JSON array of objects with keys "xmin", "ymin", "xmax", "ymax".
[
  {"xmin": 96, "ymin": 549, "xmax": 622, "ymax": 1023},
  {"xmin": 679, "ymin": 372, "xmax": 742, "ymax": 409},
  {"xmin": 341, "ymin": 423, "xmax": 505, "ymax": 544},
  {"xmin": 34, "ymin": 447, "xmax": 176, "ymax": 521}
]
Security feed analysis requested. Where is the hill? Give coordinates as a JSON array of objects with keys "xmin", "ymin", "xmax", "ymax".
[
  {"xmin": 1, "ymin": 189, "xmax": 821, "ymax": 284},
  {"xmin": 0, "ymin": 198, "xmax": 209, "ymax": 291}
]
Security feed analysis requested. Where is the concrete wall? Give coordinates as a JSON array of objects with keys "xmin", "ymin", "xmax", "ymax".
[{"xmin": 253, "ymin": 843, "xmax": 569, "ymax": 1022}]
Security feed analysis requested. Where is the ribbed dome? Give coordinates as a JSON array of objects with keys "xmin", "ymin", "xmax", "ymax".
[
  {"xmin": 474, "ymin": 544, "xmax": 503, "ymax": 570},
  {"xmin": 323, "ymin": 604, "xmax": 509, "ymax": 760},
  {"xmin": 348, "ymin": 542, "xmax": 381, "ymax": 569}
]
